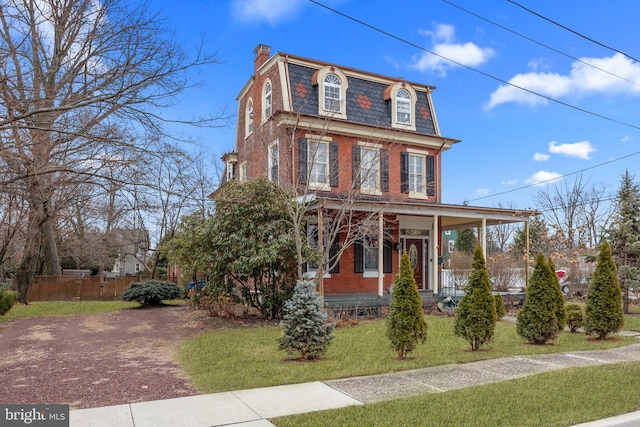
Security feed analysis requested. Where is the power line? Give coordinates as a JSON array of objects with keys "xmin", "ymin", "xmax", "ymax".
[
  {"xmin": 507, "ymin": 0, "xmax": 640, "ymax": 63},
  {"xmin": 463, "ymin": 150, "xmax": 640, "ymax": 204},
  {"xmin": 443, "ymin": 0, "xmax": 640, "ymax": 89},
  {"xmin": 307, "ymin": 0, "xmax": 640, "ymax": 131}
]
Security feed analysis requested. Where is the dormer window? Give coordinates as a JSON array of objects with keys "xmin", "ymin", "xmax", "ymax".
[
  {"xmin": 263, "ymin": 80, "xmax": 272, "ymax": 121},
  {"xmin": 324, "ymin": 74, "xmax": 341, "ymax": 112},
  {"xmin": 385, "ymin": 82, "xmax": 417, "ymax": 131},
  {"xmin": 396, "ymin": 89, "xmax": 411, "ymax": 124},
  {"xmin": 313, "ymin": 66, "xmax": 348, "ymax": 120},
  {"xmin": 246, "ymin": 98, "xmax": 253, "ymax": 136}
]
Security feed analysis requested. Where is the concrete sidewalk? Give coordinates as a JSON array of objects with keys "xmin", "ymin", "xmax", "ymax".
[{"xmin": 71, "ymin": 339, "xmax": 640, "ymax": 427}]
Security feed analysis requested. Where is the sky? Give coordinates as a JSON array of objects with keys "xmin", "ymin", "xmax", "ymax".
[{"xmin": 152, "ymin": 0, "xmax": 640, "ymax": 211}]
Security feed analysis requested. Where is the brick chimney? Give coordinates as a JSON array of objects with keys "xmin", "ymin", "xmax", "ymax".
[{"xmin": 253, "ymin": 44, "xmax": 271, "ymax": 73}]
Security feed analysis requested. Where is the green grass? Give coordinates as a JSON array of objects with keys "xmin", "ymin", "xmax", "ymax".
[
  {"xmin": 179, "ymin": 316, "xmax": 636, "ymax": 393},
  {"xmin": 273, "ymin": 362, "xmax": 640, "ymax": 427},
  {"xmin": 0, "ymin": 300, "xmax": 186, "ymax": 322}
]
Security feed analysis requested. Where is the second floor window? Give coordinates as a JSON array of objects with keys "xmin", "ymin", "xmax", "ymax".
[
  {"xmin": 323, "ymin": 74, "xmax": 341, "ymax": 112},
  {"xmin": 360, "ymin": 147, "xmax": 380, "ymax": 191},
  {"xmin": 409, "ymin": 153, "xmax": 424, "ymax": 193},
  {"xmin": 309, "ymin": 141, "xmax": 328, "ymax": 186},
  {"xmin": 246, "ymin": 99, "xmax": 253, "ymax": 135},
  {"xmin": 401, "ymin": 151, "xmax": 435, "ymax": 197},
  {"xmin": 268, "ymin": 141, "xmax": 279, "ymax": 183},
  {"xmin": 396, "ymin": 89, "xmax": 411, "ymax": 124},
  {"xmin": 264, "ymin": 81, "xmax": 272, "ymax": 120}
]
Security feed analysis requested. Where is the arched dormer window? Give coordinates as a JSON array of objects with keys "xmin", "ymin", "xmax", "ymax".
[
  {"xmin": 312, "ymin": 66, "xmax": 348, "ymax": 120},
  {"xmin": 396, "ymin": 89, "xmax": 411, "ymax": 124},
  {"xmin": 246, "ymin": 98, "xmax": 254, "ymax": 136},
  {"xmin": 263, "ymin": 80, "xmax": 272, "ymax": 121},
  {"xmin": 385, "ymin": 82, "xmax": 417, "ymax": 131},
  {"xmin": 324, "ymin": 74, "xmax": 341, "ymax": 112}
]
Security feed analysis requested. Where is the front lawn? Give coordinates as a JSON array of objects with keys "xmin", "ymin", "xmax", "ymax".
[{"xmin": 179, "ymin": 316, "xmax": 636, "ymax": 393}]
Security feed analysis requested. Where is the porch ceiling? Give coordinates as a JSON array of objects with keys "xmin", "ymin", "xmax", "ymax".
[{"xmin": 307, "ymin": 195, "xmax": 539, "ymax": 231}]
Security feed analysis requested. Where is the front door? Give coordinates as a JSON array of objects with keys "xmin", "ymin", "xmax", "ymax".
[{"xmin": 405, "ymin": 238, "xmax": 426, "ymax": 290}]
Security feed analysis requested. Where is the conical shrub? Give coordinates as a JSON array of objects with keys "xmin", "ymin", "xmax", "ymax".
[
  {"xmin": 517, "ymin": 253, "xmax": 562, "ymax": 344},
  {"xmin": 547, "ymin": 257, "xmax": 567, "ymax": 329},
  {"xmin": 386, "ymin": 251, "xmax": 427, "ymax": 359},
  {"xmin": 565, "ymin": 303, "xmax": 584, "ymax": 333},
  {"xmin": 584, "ymin": 240, "xmax": 624, "ymax": 339},
  {"xmin": 454, "ymin": 245, "xmax": 496, "ymax": 351}
]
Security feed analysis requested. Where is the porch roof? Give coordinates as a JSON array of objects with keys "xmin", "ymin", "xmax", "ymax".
[{"xmin": 304, "ymin": 194, "xmax": 539, "ymax": 231}]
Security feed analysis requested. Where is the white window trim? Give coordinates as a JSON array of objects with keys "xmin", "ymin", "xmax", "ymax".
[
  {"xmin": 387, "ymin": 82, "xmax": 417, "ymax": 131},
  {"xmin": 245, "ymin": 98, "xmax": 253, "ymax": 137},
  {"xmin": 308, "ymin": 139, "xmax": 330, "ymax": 191},
  {"xmin": 358, "ymin": 142, "xmax": 382, "ymax": 196},
  {"xmin": 262, "ymin": 79, "xmax": 272, "ymax": 123},
  {"xmin": 268, "ymin": 139, "xmax": 279, "ymax": 183},
  {"xmin": 314, "ymin": 66, "xmax": 348, "ymax": 120},
  {"xmin": 239, "ymin": 161, "xmax": 247, "ymax": 182},
  {"xmin": 407, "ymin": 148, "xmax": 430, "ymax": 199}
]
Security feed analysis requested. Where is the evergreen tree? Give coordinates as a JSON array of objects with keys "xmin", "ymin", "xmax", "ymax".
[
  {"xmin": 584, "ymin": 240, "xmax": 624, "ymax": 340},
  {"xmin": 494, "ymin": 294, "xmax": 506, "ymax": 320},
  {"xmin": 608, "ymin": 170, "xmax": 640, "ymax": 313},
  {"xmin": 547, "ymin": 257, "xmax": 567, "ymax": 329},
  {"xmin": 455, "ymin": 229, "xmax": 477, "ymax": 254},
  {"xmin": 279, "ymin": 281, "xmax": 334, "ymax": 360},
  {"xmin": 565, "ymin": 304, "xmax": 584, "ymax": 333},
  {"xmin": 454, "ymin": 245, "xmax": 497, "ymax": 351},
  {"xmin": 516, "ymin": 253, "xmax": 562, "ymax": 344},
  {"xmin": 386, "ymin": 252, "xmax": 428, "ymax": 359}
]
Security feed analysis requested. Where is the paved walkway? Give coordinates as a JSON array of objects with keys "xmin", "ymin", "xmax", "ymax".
[{"xmin": 71, "ymin": 333, "xmax": 640, "ymax": 427}]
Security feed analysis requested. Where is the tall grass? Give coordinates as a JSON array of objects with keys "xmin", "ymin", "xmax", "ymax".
[{"xmin": 179, "ymin": 316, "xmax": 635, "ymax": 393}]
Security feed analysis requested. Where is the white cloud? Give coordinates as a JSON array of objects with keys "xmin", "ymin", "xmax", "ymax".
[
  {"xmin": 231, "ymin": 0, "xmax": 303, "ymax": 24},
  {"xmin": 533, "ymin": 152, "xmax": 550, "ymax": 162},
  {"xmin": 476, "ymin": 187, "xmax": 490, "ymax": 196},
  {"xmin": 525, "ymin": 170, "xmax": 563, "ymax": 186},
  {"xmin": 501, "ymin": 179, "xmax": 518, "ymax": 185},
  {"xmin": 487, "ymin": 53, "xmax": 640, "ymax": 108},
  {"xmin": 413, "ymin": 23, "xmax": 494, "ymax": 76},
  {"xmin": 622, "ymin": 135, "xmax": 634, "ymax": 142},
  {"xmin": 549, "ymin": 140, "xmax": 595, "ymax": 159}
]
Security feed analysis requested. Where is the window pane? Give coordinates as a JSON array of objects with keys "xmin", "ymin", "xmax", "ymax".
[
  {"xmin": 264, "ymin": 82, "xmax": 272, "ymax": 118},
  {"xmin": 364, "ymin": 236, "xmax": 378, "ymax": 270},
  {"xmin": 247, "ymin": 101, "xmax": 253, "ymax": 134},
  {"xmin": 396, "ymin": 89, "xmax": 411, "ymax": 124},
  {"xmin": 309, "ymin": 141, "xmax": 328, "ymax": 184},
  {"xmin": 324, "ymin": 74, "xmax": 341, "ymax": 112},
  {"xmin": 361, "ymin": 148, "xmax": 379, "ymax": 189},
  {"xmin": 409, "ymin": 154, "xmax": 424, "ymax": 193}
]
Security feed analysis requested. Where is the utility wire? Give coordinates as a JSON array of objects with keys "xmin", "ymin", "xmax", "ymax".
[
  {"xmin": 443, "ymin": 0, "xmax": 640, "ymax": 88},
  {"xmin": 463, "ymin": 150, "xmax": 640, "ymax": 204},
  {"xmin": 307, "ymin": 0, "xmax": 640, "ymax": 131},
  {"xmin": 507, "ymin": 0, "xmax": 640, "ymax": 63}
]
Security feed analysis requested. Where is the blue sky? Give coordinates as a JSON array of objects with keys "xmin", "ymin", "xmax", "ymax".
[{"xmin": 156, "ymin": 0, "xmax": 640, "ymax": 211}]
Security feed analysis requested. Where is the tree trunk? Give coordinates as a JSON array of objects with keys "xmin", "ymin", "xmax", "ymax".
[
  {"xmin": 13, "ymin": 210, "xmax": 43, "ymax": 304},
  {"xmin": 41, "ymin": 216, "xmax": 62, "ymax": 276}
]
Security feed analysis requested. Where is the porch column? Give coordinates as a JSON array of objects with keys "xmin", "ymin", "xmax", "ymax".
[
  {"xmin": 432, "ymin": 215, "xmax": 439, "ymax": 294},
  {"xmin": 481, "ymin": 217, "xmax": 487, "ymax": 258},
  {"xmin": 378, "ymin": 212, "xmax": 384, "ymax": 297}
]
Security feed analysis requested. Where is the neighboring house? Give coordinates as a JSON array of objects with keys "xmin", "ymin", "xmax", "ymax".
[
  {"xmin": 111, "ymin": 228, "xmax": 150, "ymax": 276},
  {"xmin": 218, "ymin": 44, "xmax": 536, "ymax": 299}
]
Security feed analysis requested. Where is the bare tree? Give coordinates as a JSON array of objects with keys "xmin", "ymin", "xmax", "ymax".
[{"xmin": 0, "ymin": 0, "xmax": 222, "ymax": 302}]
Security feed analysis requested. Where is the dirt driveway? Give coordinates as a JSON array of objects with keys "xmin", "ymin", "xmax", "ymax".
[{"xmin": 0, "ymin": 305, "xmax": 204, "ymax": 409}]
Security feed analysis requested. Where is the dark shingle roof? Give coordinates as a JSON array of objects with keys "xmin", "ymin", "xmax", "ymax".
[{"xmin": 287, "ymin": 63, "xmax": 436, "ymax": 136}]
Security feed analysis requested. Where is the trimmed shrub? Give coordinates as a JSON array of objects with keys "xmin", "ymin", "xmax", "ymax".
[
  {"xmin": 386, "ymin": 252, "xmax": 428, "ymax": 359},
  {"xmin": 494, "ymin": 294, "xmax": 506, "ymax": 320},
  {"xmin": 547, "ymin": 257, "xmax": 567, "ymax": 329},
  {"xmin": 454, "ymin": 245, "xmax": 496, "ymax": 351},
  {"xmin": 517, "ymin": 253, "xmax": 563, "ymax": 344},
  {"xmin": 0, "ymin": 290, "xmax": 18, "ymax": 316},
  {"xmin": 279, "ymin": 281, "xmax": 334, "ymax": 361},
  {"xmin": 121, "ymin": 280, "xmax": 183, "ymax": 307},
  {"xmin": 566, "ymin": 303, "xmax": 584, "ymax": 333},
  {"xmin": 584, "ymin": 240, "xmax": 624, "ymax": 339}
]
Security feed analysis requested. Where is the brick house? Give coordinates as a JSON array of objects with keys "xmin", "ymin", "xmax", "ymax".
[{"xmin": 219, "ymin": 44, "xmax": 536, "ymax": 305}]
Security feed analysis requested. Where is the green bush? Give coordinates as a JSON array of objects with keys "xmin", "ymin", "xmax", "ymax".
[
  {"xmin": 386, "ymin": 252, "xmax": 428, "ymax": 359},
  {"xmin": 454, "ymin": 245, "xmax": 496, "ymax": 351},
  {"xmin": 566, "ymin": 303, "xmax": 584, "ymax": 333},
  {"xmin": 584, "ymin": 240, "xmax": 624, "ymax": 339},
  {"xmin": 0, "ymin": 290, "xmax": 18, "ymax": 316},
  {"xmin": 279, "ymin": 281, "xmax": 334, "ymax": 360},
  {"xmin": 494, "ymin": 294, "xmax": 506, "ymax": 320},
  {"xmin": 517, "ymin": 253, "xmax": 563, "ymax": 345},
  {"xmin": 121, "ymin": 280, "xmax": 183, "ymax": 307}
]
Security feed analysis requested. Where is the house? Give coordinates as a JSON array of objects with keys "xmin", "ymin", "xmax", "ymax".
[
  {"xmin": 111, "ymin": 228, "xmax": 150, "ymax": 276},
  {"xmin": 218, "ymin": 44, "xmax": 536, "ymax": 306}
]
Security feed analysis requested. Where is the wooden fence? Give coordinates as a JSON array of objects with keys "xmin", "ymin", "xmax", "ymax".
[{"xmin": 27, "ymin": 276, "xmax": 150, "ymax": 301}]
